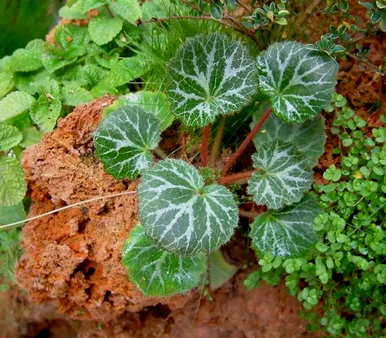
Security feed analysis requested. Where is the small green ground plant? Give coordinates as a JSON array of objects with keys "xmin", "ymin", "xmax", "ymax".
[{"xmin": 245, "ymin": 94, "xmax": 385, "ymax": 337}]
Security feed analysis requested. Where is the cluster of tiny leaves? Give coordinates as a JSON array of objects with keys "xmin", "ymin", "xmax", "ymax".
[
  {"xmin": 245, "ymin": 95, "xmax": 385, "ymax": 337},
  {"xmin": 168, "ymin": 33, "xmax": 258, "ymax": 127},
  {"xmin": 256, "ymin": 41, "xmax": 338, "ymax": 123}
]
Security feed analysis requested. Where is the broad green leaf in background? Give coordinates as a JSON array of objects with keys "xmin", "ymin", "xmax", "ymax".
[
  {"xmin": 142, "ymin": 0, "xmax": 170, "ymax": 20},
  {"xmin": 0, "ymin": 72, "xmax": 14, "ymax": 98},
  {"xmin": 55, "ymin": 24, "xmax": 89, "ymax": 58},
  {"xmin": 208, "ymin": 250, "xmax": 237, "ymax": 290},
  {"xmin": 247, "ymin": 141, "xmax": 313, "ymax": 209},
  {"xmin": 257, "ymin": 41, "xmax": 338, "ymax": 122},
  {"xmin": 30, "ymin": 96, "xmax": 62, "ymax": 131},
  {"xmin": 0, "ymin": 157, "xmax": 27, "ymax": 207},
  {"xmin": 6, "ymin": 40, "xmax": 44, "ymax": 73},
  {"xmin": 91, "ymin": 57, "xmax": 146, "ymax": 96},
  {"xmin": 0, "ymin": 123, "xmax": 23, "ymax": 151},
  {"xmin": 249, "ymin": 194, "xmax": 321, "ymax": 257},
  {"xmin": 0, "ymin": 91, "xmax": 35, "ymax": 122},
  {"xmin": 62, "ymin": 82, "xmax": 93, "ymax": 106},
  {"xmin": 20, "ymin": 126, "xmax": 43, "ymax": 148},
  {"xmin": 124, "ymin": 91, "xmax": 174, "ymax": 130},
  {"xmin": 122, "ymin": 224, "xmax": 206, "ymax": 296},
  {"xmin": 138, "ymin": 159, "xmax": 239, "ymax": 255},
  {"xmin": 94, "ymin": 105, "xmax": 161, "ymax": 179},
  {"xmin": 252, "ymin": 109, "xmax": 326, "ymax": 168},
  {"xmin": 108, "ymin": 0, "xmax": 142, "ymax": 24},
  {"xmin": 89, "ymin": 16, "xmax": 123, "ymax": 46},
  {"xmin": 168, "ymin": 33, "xmax": 258, "ymax": 127},
  {"xmin": 0, "ymin": 202, "xmax": 25, "ymax": 225},
  {"xmin": 59, "ymin": 0, "xmax": 105, "ymax": 19}
]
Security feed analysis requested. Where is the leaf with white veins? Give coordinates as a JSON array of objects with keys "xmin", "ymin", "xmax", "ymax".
[
  {"xmin": 249, "ymin": 194, "xmax": 321, "ymax": 257},
  {"xmin": 252, "ymin": 107, "xmax": 326, "ymax": 168},
  {"xmin": 94, "ymin": 105, "xmax": 161, "ymax": 179},
  {"xmin": 168, "ymin": 33, "xmax": 258, "ymax": 127},
  {"xmin": 257, "ymin": 41, "xmax": 338, "ymax": 122},
  {"xmin": 138, "ymin": 159, "xmax": 239, "ymax": 255},
  {"xmin": 122, "ymin": 224, "xmax": 206, "ymax": 296},
  {"xmin": 247, "ymin": 141, "xmax": 313, "ymax": 209}
]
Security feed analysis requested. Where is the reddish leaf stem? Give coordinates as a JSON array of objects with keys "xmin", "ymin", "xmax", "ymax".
[
  {"xmin": 222, "ymin": 108, "xmax": 271, "ymax": 175},
  {"xmin": 200, "ymin": 125, "xmax": 211, "ymax": 166},
  {"xmin": 218, "ymin": 170, "xmax": 256, "ymax": 185}
]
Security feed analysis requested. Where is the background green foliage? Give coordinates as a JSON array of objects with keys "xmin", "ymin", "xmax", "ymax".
[
  {"xmin": 0, "ymin": 0, "xmax": 62, "ymax": 57},
  {"xmin": 245, "ymin": 94, "xmax": 385, "ymax": 337}
]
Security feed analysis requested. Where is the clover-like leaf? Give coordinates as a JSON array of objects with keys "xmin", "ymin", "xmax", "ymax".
[
  {"xmin": 257, "ymin": 41, "xmax": 338, "ymax": 122},
  {"xmin": 0, "ymin": 157, "xmax": 27, "ymax": 207},
  {"xmin": 249, "ymin": 194, "xmax": 321, "ymax": 257},
  {"xmin": 138, "ymin": 159, "xmax": 239, "ymax": 255},
  {"xmin": 247, "ymin": 141, "xmax": 313, "ymax": 209},
  {"xmin": 122, "ymin": 224, "xmax": 206, "ymax": 296},
  {"xmin": 94, "ymin": 105, "xmax": 161, "ymax": 179},
  {"xmin": 252, "ymin": 108, "xmax": 326, "ymax": 168},
  {"xmin": 168, "ymin": 33, "xmax": 257, "ymax": 127}
]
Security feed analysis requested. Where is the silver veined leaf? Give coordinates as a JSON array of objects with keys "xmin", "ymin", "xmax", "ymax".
[
  {"xmin": 123, "ymin": 91, "xmax": 174, "ymax": 130},
  {"xmin": 252, "ymin": 106, "xmax": 326, "ymax": 168},
  {"xmin": 257, "ymin": 41, "xmax": 338, "ymax": 122},
  {"xmin": 0, "ymin": 156, "xmax": 27, "ymax": 207},
  {"xmin": 247, "ymin": 141, "xmax": 313, "ymax": 209},
  {"xmin": 249, "ymin": 194, "xmax": 321, "ymax": 257},
  {"xmin": 168, "ymin": 33, "xmax": 258, "ymax": 127},
  {"xmin": 93, "ymin": 105, "xmax": 161, "ymax": 179},
  {"xmin": 122, "ymin": 224, "xmax": 206, "ymax": 296},
  {"xmin": 138, "ymin": 159, "xmax": 239, "ymax": 255}
]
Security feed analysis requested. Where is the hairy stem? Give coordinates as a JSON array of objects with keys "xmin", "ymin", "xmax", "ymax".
[
  {"xmin": 154, "ymin": 146, "xmax": 168, "ymax": 159},
  {"xmin": 209, "ymin": 117, "xmax": 226, "ymax": 168},
  {"xmin": 218, "ymin": 170, "xmax": 255, "ymax": 185},
  {"xmin": 0, "ymin": 190, "xmax": 137, "ymax": 231},
  {"xmin": 222, "ymin": 108, "xmax": 271, "ymax": 175},
  {"xmin": 201, "ymin": 125, "xmax": 211, "ymax": 166}
]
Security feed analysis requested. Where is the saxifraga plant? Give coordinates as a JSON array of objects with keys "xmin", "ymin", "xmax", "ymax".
[{"xmin": 93, "ymin": 33, "xmax": 339, "ymax": 296}]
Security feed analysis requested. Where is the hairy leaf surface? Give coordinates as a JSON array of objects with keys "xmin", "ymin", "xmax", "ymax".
[
  {"xmin": 0, "ymin": 91, "xmax": 35, "ymax": 121},
  {"xmin": 0, "ymin": 123, "xmax": 22, "ymax": 151},
  {"xmin": 249, "ymin": 195, "xmax": 321, "ymax": 257},
  {"xmin": 108, "ymin": 0, "xmax": 142, "ymax": 23},
  {"xmin": 252, "ymin": 109, "xmax": 326, "ymax": 167},
  {"xmin": 89, "ymin": 16, "xmax": 123, "ymax": 45},
  {"xmin": 122, "ymin": 224, "xmax": 206, "ymax": 296},
  {"xmin": 257, "ymin": 41, "xmax": 338, "ymax": 122},
  {"xmin": 138, "ymin": 159, "xmax": 239, "ymax": 255},
  {"xmin": 247, "ymin": 141, "xmax": 313, "ymax": 209},
  {"xmin": 0, "ymin": 157, "xmax": 27, "ymax": 207},
  {"xmin": 94, "ymin": 105, "xmax": 161, "ymax": 179},
  {"xmin": 168, "ymin": 33, "xmax": 257, "ymax": 127}
]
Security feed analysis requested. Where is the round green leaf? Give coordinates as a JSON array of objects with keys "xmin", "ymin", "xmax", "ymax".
[
  {"xmin": 0, "ymin": 123, "xmax": 23, "ymax": 151},
  {"xmin": 122, "ymin": 224, "xmax": 206, "ymax": 296},
  {"xmin": 252, "ymin": 107, "xmax": 326, "ymax": 168},
  {"xmin": 88, "ymin": 16, "xmax": 123, "ymax": 46},
  {"xmin": 168, "ymin": 33, "xmax": 258, "ymax": 127},
  {"xmin": 0, "ymin": 157, "xmax": 27, "ymax": 207},
  {"xmin": 138, "ymin": 159, "xmax": 239, "ymax": 255},
  {"xmin": 94, "ymin": 105, "xmax": 161, "ymax": 179},
  {"xmin": 108, "ymin": 0, "xmax": 142, "ymax": 24},
  {"xmin": 257, "ymin": 41, "xmax": 338, "ymax": 122},
  {"xmin": 123, "ymin": 91, "xmax": 174, "ymax": 130},
  {"xmin": 247, "ymin": 141, "xmax": 313, "ymax": 209},
  {"xmin": 249, "ymin": 194, "xmax": 321, "ymax": 257}
]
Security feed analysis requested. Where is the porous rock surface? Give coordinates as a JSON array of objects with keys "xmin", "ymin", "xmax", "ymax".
[{"xmin": 16, "ymin": 96, "xmax": 190, "ymax": 321}]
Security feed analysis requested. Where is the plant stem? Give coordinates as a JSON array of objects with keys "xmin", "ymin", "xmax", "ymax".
[
  {"xmin": 239, "ymin": 209, "xmax": 261, "ymax": 218},
  {"xmin": 154, "ymin": 146, "xmax": 168, "ymax": 159},
  {"xmin": 0, "ymin": 190, "xmax": 137, "ymax": 231},
  {"xmin": 218, "ymin": 170, "xmax": 255, "ymax": 185},
  {"xmin": 208, "ymin": 117, "xmax": 225, "ymax": 168},
  {"xmin": 201, "ymin": 125, "xmax": 211, "ymax": 166},
  {"xmin": 222, "ymin": 108, "xmax": 271, "ymax": 175}
]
